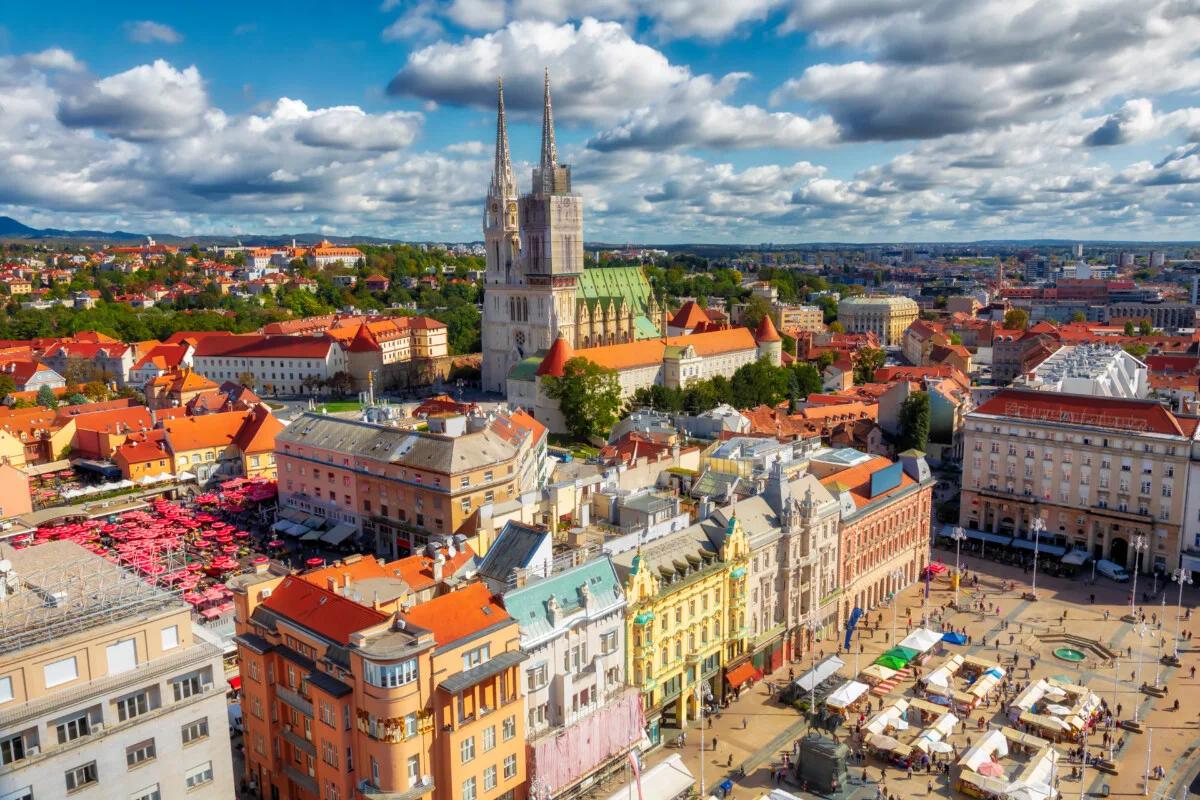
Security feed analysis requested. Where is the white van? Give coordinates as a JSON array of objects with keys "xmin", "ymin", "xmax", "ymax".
[{"xmin": 1095, "ymin": 559, "xmax": 1130, "ymax": 582}]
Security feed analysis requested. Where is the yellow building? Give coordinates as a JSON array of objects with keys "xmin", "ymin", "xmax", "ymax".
[
  {"xmin": 838, "ymin": 295, "xmax": 920, "ymax": 346},
  {"xmin": 612, "ymin": 515, "xmax": 750, "ymax": 746}
]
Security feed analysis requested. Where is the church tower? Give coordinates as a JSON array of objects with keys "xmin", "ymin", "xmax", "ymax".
[
  {"xmin": 516, "ymin": 69, "xmax": 581, "ymax": 353},
  {"xmin": 482, "ymin": 79, "xmax": 523, "ymax": 393},
  {"xmin": 481, "ymin": 70, "xmax": 583, "ymax": 395}
]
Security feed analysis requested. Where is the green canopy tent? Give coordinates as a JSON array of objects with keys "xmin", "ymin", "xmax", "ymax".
[
  {"xmin": 883, "ymin": 646, "xmax": 921, "ymax": 663},
  {"xmin": 875, "ymin": 654, "xmax": 908, "ymax": 670}
]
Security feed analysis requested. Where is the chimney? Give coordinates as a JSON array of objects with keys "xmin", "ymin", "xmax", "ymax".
[
  {"xmin": 513, "ymin": 568, "xmax": 528, "ymax": 589},
  {"xmin": 327, "ymin": 577, "xmax": 338, "ymax": 593},
  {"xmin": 253, "ymin": 560, "xmax": 269, "ymax": 575},
  {"xmin": 342, "ymin": 572, "xmax": 352, "ymax": 591},
  {"xmin": 432, "ymin": 554, "xmax": 445, "ymax": 582}
]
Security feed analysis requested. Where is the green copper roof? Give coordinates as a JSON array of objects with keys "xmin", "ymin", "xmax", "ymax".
[
  {"xmin": 507, "ymin": 354, "xmax": 543, "ymax": 382},
  {"xmin": 503, "ymin": 558, "xmax": 623, "ymax": 639},
  {"xmin": 578, "ymin": 266, "xmax": 657, "ymax": 316},
  {"xmin": 634, "ymin": 316, "xmax": 661, "ymax": 340}
]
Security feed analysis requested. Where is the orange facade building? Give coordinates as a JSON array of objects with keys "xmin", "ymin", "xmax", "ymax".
[{"xmin": 231, "ymin": 554, "xmax": 527, "ymax": 800}]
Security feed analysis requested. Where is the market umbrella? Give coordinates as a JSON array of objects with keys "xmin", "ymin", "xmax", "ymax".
[
  {"xmin": 978, "ymin": 761, "xmax": 1005, "ymax": 778},
  {"xmin": 305, "ymin": 557, "xmax": 324, "ymax": 568}
]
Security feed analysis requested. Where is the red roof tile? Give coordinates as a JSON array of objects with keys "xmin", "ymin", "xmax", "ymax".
[
  {"xmin": 974, "ymin": 389, "xmax": 1188, "ymax": 436},
  {"xmin": 399, "ymin": 582, "xmax": 510, "ymax": 647},
  {"xmin": 263, "ymin": 577, "xmax": 389, "ymax": 644},
  {"xmin": 669, "ymin": 301, "xmax": 711, "ymax": 330},
  {"xmin": 755, "ymin": 314, "xmax": 782, "ymax": 343},
  {"xmin": 536, "ymin": 336, "xmax": 573, "ymax": 377}
]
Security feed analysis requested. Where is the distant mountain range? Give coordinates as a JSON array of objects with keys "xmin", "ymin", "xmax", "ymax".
[
  {"xmin": 0, "ymin": 216, "xmax": 404, "ymax": 246},
  {"xmin": 0, "ymin": 215, "xmax": 1197, "ymax": 249}
]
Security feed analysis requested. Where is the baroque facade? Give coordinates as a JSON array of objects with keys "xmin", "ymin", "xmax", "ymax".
[{"xmin": 481, "ymin": 73, "xmax": 665, "ymax": 395}]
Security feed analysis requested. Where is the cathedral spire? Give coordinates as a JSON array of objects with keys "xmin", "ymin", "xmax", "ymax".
[
  {"xmin": 539, "ymin": 67, "xmax": 558, "ymax": 175},
  {"xmin": 490, "ymin": 77, "xmax": 515, "ymax": 201}
]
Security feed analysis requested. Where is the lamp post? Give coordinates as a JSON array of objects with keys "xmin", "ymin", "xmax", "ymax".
[
  {"xmin": 1030, "ymin": 517, "xmax": 1044, "ymax": 596},
  {"xmin": 1134, "ymin": 622, "xmax": 1146, "ymax": 724},
  {"xmin": 808, "ymin": 620, "xmax": 819, "ymax": 711},
  {"xmin": 1144, "ymin": 726, "xmax": 1153, "ymax": 796},
  {"xmin": 1110, "ymin": 654, "xmax": 1119, "ymax": 760},
  {"xmin": 951, "ymin": 526, "xmax": 967, "ymax": 608},
  {"xmin": 1130, "ymin": 534, "xmax": 1147, "ymax": 618},
  {"xmin": 1079, "ymin": 728, "xmax": 1089, "ymax": 800},
  {"xmin": 1173, "ymin": 567, "xmax": 1192, "ymax": 658},
  {"xmin": 890, "ymin": 568, "xmax": 904, "ymax": 645}
]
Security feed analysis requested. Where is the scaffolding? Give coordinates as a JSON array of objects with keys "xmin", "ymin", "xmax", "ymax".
[{"xmin": 0, "ymin": 541, "xmax": 186, "ymax": 657}]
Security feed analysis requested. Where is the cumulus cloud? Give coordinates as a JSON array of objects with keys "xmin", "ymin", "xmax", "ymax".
[
  {"xmin": 57, "ymin": 60, "xmax": 208, "ymax": 141},
  {"xmin": 1086, "ymin": 100, "xmax": 1200, "ymax": 147},
  {"xmin": 124, "ymin": 20, "xmax": 183, "ymax": 44},
  {"xmin": 386, "ymin": 0, "xmax": 779, "ymax": 40},
  {"xmin": 772, "ymin": 0, "xmax": 1200, "ymax": 142},
  {"xmin": 293, "ymin": 106, "xmax": 423, "ymax": 150}
]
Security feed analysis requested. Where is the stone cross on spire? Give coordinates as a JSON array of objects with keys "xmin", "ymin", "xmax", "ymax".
[
  {"xmin": 490, "ymin": 77, "xmax": 515, "ymax": 202},
  {"xmin": 539, "ymin": 67, "xmax": 558, "ymax": 177}
]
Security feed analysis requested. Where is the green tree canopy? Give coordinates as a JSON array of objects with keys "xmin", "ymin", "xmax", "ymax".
[
  {"xmin": 1003, "ymin": 308, "xmax": 1030, "ymax": 331},
  {"xmin": 897, "ymin": 391, "xmax": 931, "ymax": 452},
  {"xmin": 36, "ymin": 384, "xmax": 58, "ymax": 409},
  {"xmin": 853, "ymin": 347, "xmax": 886, "ymax": 384},
  {"xmin": 543, "ymin": 357, "xmax": 622, "ymax": 443}
]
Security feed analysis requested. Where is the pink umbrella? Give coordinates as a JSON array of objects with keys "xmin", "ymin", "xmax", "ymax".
[{"xmin": 305, "ymin": 557, "xmax": 324, "ymax": 568}]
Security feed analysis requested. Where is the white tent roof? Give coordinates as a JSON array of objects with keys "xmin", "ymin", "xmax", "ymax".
[
  {"xmin": 959, "ymin": 729, "xmax": 1010, "ymax": 772},
  {"xmin": 900, "ymin": 628, "xmax": 944, "ymax": 654},
  {"xmin": 826, "ymin": 680, "xmax": 870, "ymax": 709},
  {"xmin": 604, "ymin": 754, "xmax": 695, "ymax": 800},
  {"xmin": 865, "ymin": 699, "xmax": 910, "ymax": 735},
  {"xmin": 794, "ymin": 655, "xmax": 844, "ymax": 693}
]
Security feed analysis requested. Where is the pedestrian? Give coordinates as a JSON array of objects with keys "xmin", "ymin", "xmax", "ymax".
[
  {"xmin": 713, "ymin": 735, "xmax": 718, "ymax": 751},
  {"xmin": 1191, "ymin": 666, "xmax": 1196, "ymax": 680},
  {"xmin": 743, "ymin": 717, "xmax": 748, "ymax": 730},
  {"xmin": 927, "ymin": 780, "xmax": 933, "ymax": 795}
]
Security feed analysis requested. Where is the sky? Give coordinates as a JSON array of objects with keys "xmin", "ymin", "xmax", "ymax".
[{"xmin": 1, "ymin": 1, "xmax": 1199, "ymax": 244}]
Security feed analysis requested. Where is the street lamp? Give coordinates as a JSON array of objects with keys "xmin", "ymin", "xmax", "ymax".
[
  {"xmin": 1133, "ymin": 621, "xmax": 1146, "ymax": 724},
  {"xmin": 1030, "ymin": 517, "xmax": 1044, "ymax": 596},
  {"xmin": 1173, "ymin": 567, "xmax": 1192, "ymax": 658},
  {"xmin": 951, "ymin": 526, "xmax": 967, "ymax": 608},
  {"xmin": 1131, "ymin": 535, "xmax": 1148, "ymax": 618},
  {"xmin": 807, "ymin": 620, "xmax": 819, "ymax": 711},
  {"xmin": 889, "ymin": 568, "xmax": 905, "ymax": 644}
]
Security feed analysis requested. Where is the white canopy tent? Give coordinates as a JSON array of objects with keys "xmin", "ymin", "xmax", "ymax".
[
  {"xmin": 825, "ymin": 680, "xmax": 870, "ymax": 710},
  {"xmin": 604, "ymin": 754, "xmax": 695, "ymax": 800},
  {"xmin": 865, "ymin": 699, "xmax": 910, "ymax": 735},
  {"xmin": 899, "ymin": 628, "xmax": 944, "ymax": 655},
  {"xmin": 793, "ymin": 655, "xmax": 844, "ymax": 694}
]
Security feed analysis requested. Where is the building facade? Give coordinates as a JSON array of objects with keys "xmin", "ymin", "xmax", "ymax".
[
  {"xmin": 960, "ymin": 389, "xmax": 1195, "ymax": 574},
  {"xmin": 0, "ymin": 542, "xmax": 233, "ymax": 800},
  {"xmin": 191, "ymin": 335, "xmax": 349, "ymax": 397},
  {"xmin": 837, "ymin": 296, "xmax": 920, "ymax": 346}
]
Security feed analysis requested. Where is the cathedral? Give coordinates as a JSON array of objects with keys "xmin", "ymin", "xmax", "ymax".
[{"xmin": 481, "ymin": 71, "xmax": 667, "ymax": 395}]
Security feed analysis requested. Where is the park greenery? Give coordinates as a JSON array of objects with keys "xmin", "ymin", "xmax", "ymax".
[
  {"xmin": 626, "ymin": 358, "xmax": 824, "ymax": 417},
  {"xmin": 896, "ymin": 391, "xmax": 931, "ymax": 452},
  {"xmin": 541, "ymin": 357, "xmax": 623, "ymax": 443}
]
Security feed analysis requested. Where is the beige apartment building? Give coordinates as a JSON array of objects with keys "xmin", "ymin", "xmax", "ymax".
[
  {"xmin": 837, "ymin": 296, "xmax": 920, "ymax": 346},
  {"xmin": 960, "ymin": 389, "xmax": 1196, "ymax": 574},
  {"xmin": 0, "ymin": 541, "xmax": 233, "ymax": 800},
  {"xmin": 776, "ymin": 304, "xmax": 825, "ymax": 334}
]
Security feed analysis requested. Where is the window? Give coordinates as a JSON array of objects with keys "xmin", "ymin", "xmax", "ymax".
[
  {"xmin": 130, "ymin": 785, "xmax": 161, "ymax": 800},
  {"xmin": 482, "ymin": 725, "xmax": 496, "ymax": 752},
  {"xmin": 45, "ymin": 656, "xmax": 79, "ymax": 687},
  {"xmin": 463, "ymin": 777, "xmax": 477, "ymax": 800},
  {"xmin": 407, "ymin": 755, "xmax": 420, "ymax": 788},
  {"xmin": 126, "ymin": 739, "xmax": 156, "ymax": 768},
  {"xmin": 66, "ymin": 761, "xmax": 98, "ymax": 791},
  {"xmin": 461, "ymin": 736, "xmax": 476, "ymax": 763},
  {"xmin": 502, "ymin": 715, "xmax": 516, "ymax": 741},
  {"xmin": 172, "ymin": 673, "xmax": 204, "ymax": 701},
  {"xmin": 160, "ymin": 625, "xmax": 179, "ymax": 651},
  {"xmin": 56, "ymin": 712, "xmax": 91, "ymax": 743},
  {"xmin": 116, "ymin": 690, "xmax": 151, "ymax": 722},
  {"xmin": 0, "ymin": 676, "xmax": 12, "ymax": 704},
  {"xmin": 485, "ymin": 765, "xmax": 498, "ymax": 791},
  {"xmin": 462, "ymin": 645, "xmax": 490, "ymax": 671},
  {"xmin": 1, "ymin": 733, "xmax": 26, "ymax": 766},
  {"xmin": 184, "ymin": 762, "xmax": 214, "ymax": 790},
  {"xmin": 526, "ymin": 663, "xmax": 547, "ymax": 691},
  {"xmin": 181, "ymin": 717, "xmax": 209, "ymax": 744},
  {"xmin": 404, "ymin": 713, "xmax": 417, "ymax": 739},
  {"xmin": 504, "ymin": 753, "xmax": 518, "ymax": 779},
  {"xmin": 364, "ymin": 659, "xmax": 418, "ymax": 688}
]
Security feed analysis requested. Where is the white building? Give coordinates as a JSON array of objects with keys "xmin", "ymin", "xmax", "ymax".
[
  {"xmin": 0, "ymin": 542, "xmax": 234, "ymax": 800},
  {"xmin": 191, "ymin": 334, "xmax": 348, "ymax": 396},
  {"xmin": 1017, "ymin": 344, "xmax": 1148, "ymax": 398}
]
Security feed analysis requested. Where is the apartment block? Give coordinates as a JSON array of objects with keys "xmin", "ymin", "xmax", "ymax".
[{"xmin": 0, "ymin": 541, "xmax": 233, "ymax": 800}]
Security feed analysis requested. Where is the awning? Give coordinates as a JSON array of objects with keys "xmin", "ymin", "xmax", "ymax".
[
  {"xmin": 943, "ymin": 631, "xmax": 968, "ymax": 645},
  {"xmin": 965, "ymin": 529, "xmax": 1014, "ymax": 546},
  {"xmin": 826, "ymin": 680, "xmax": 870, "ymax": 709},
  {"xmin": 793, "ymin": 655, "xmax": 844, "ymax": 693},
  {"xmin": 300, "ymin": 529, "xmax": 324, "ymax": 542},
  {"xmin": 899, "ymin": 628, "xmax": 944, "ymax": 654},
  {"xmin": 926, "ymin": 562, "xmax": 948, "ymax": 574},
  {"xmin": 228, "ymin": 676, "xmax": 242, "ymax": 691},
  {"xmin": 1060, "ymin": 550, "xmax": 1090, "ymax": 566},
  {"xmin": 726, "ymin": 662, "xmax": 760, "ymax": 688},
  {"xmin": 320, "ymin": 523, "xmax": 357, "ymax": 546},
  {"xmin": 1011, "ymin": 538, "xmax": 1066, "ymax": 557},
  {"xmin": 604, "ymin": 754, "xmax": 695, "ymax": 800},
  {"xmin": 22, "ymin": 459, "xmax": 72, "ymax": 477}
]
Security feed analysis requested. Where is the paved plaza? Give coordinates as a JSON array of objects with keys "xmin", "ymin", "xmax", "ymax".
[{"xmin": 625, "ymin": 546, "xmax": 1200, "ymax": 800}]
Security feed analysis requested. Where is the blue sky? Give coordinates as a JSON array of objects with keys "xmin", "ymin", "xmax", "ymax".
[{"xmin": 0, "ymin": 1, "xmax": 1199, "ymax": 242}]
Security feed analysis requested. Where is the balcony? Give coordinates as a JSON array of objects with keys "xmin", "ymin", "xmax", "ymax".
[
  {"xmin": 282, "ymin": 727, "xmax": 316, "ymax": 757},
  {"xmin": 275, "ymin": 685, "xmax": 314, "ymax": 717},
  {"xmin": 284, "ymin": 764, "xmax": 318, "ymax": 796},
  {"xmin": 360, "ymin": 778, "xmax": 436, "ymax": 800}
]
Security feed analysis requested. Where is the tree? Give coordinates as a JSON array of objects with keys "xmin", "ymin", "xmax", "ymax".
[
  {"xmin": 1124, "ymin": 320, "xmax": 1136, "ymax": 336},
  {"xmin": 1003, "ymin": 308, "xmax": 1029, "ymax": 331},
  {"xmin": 741, "ymin": 296, "xmax": 773, "ymax": 330},
  {"xmin": 36, "ymin": 384, "xmax": 58, "ymax": 409},
  {"xmin": 236, "ymin": 372, "xmax": 257, "ymax": 390},
  {"xmin": 0, "ymin": 373, "xmax": 14, "ymax": 402},
  {"xmin": 1123, "ymin": 342, "xmax": 1149, "ymax": 359},
  {"xmin": 788, "ymin": 362, "xmax": 823, "ymax": 400},
  {"xmin": 326, "ymin": 371, "xmax": 355, "ymax": 397},
  {"xmin": 1138, "ymin": 318, "xmax": 1153, "ymax": 336},
  {"xmin": 730, "ymin": 358, "xmax": 790, "ymax": 409},
  {"xmin": 1070, "ymin": 311, "xmax": 1087, "ymax": 323},
  {"xmin": 897, "ymin": 391, "xmax": 931, "ymax": 452},
  {"xmin": 66, "ymin": 393, "xmax": 88, "ymax": 406},
  {"xmin": 543, "ymin": 357, "xmax": 621, "ymax": 443},
  {"xmin": 828, "ymin": 320, "xmax": 845, "ymax": 334},
  {"xmin": 853, "ymin": 347, "xmax": 886, "ymax": 384},
  {"xmin": 948, "ymin": 332, "xmax": 963, "ymax": 345}
]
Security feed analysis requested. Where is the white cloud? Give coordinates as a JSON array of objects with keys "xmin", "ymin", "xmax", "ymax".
[
  {"xmin": 381, "ymin": 1, "xmax": 444, "ymax": 41},
  {"xmin": 293, "ymin": 106, "xmax": 423, "ymax": 151},
  {"xmin": 57, "ymin": 60, "xmax": 208, "ymax": 141},
  {"xmin": 124, "ymin": 20, "xmax": 183, "ymax": 45},
  {"xmin": 445, "ymin": 141, "xmax": 488, "ymax": 155}
]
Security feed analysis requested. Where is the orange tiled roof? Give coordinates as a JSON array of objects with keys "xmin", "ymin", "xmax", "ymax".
[
  {"xmin": 392, "ymin": 545, "xmax": 476, "ymax": 594},
  {"xmin": 163, "ymin": 410, "xmax": 253, "ymax": 452},
  {"xmin": 669, "ymin": 301, "xmax": 711, "ymax": 330},
  {"xmin": 233, "ymin": 406, "xmax": 284, "ymax": 454},
  {"xmin": 820, "ymin": 454, "xmax": 916, "ymax": 510},
  {"xmin": 755, "ymin": 314, "xmax": 782, "ymax": 343},
  {"xmin": 573, "ymin": 328, "xmax": 756, "ymax": 372},
  {"xmin": 536, "ymin": 336, "xmax": 573, "ymax": 377},
  {"xmin": 975, "ymin": 389, "xmax": 1187, "ymax": 436},
  {"xmin": 262, "ymin": 576, "xmax": 389, "ymax": 645},
  {"xmin": 399, "ymin": 582, "xmax": 510, "ymax": 647}
]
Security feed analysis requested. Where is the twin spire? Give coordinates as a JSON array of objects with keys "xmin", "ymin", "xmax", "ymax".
[{"xmin": 490, "ymin": 68, "xmax": 559, "ymax": 201}]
